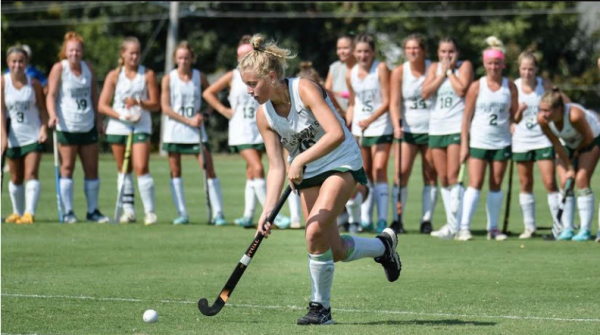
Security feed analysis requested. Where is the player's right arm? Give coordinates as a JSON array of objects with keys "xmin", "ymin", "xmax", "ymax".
[
  {"xmin": 202, "ymin": 70, "xmax": 234, "ymax": 119},
  {"xmin": 160, "ymin": 73, "xmax": 197, "ymax": 127},
  {"xmin": 460, "ymin": 80, "xmax": 480, "ymax": 163},
  {"xmin": 344, "ymin": 70, "xmax": 354, "ymax": 128},
  {"xmin": 422, "ymin": 62, "xmax": 444, "ymax": 99},
  {"xmin": 389, "ymin": 64, "xmax": 403, "ymax": 139},
  {"xmin": 538, "ymin": 112, "xmax": 573, "ymax": 177},
  {"xmin": 98, "ymin": 70, "xmax": 122, "ymax": 120},
  {"xmin": 46, "ymin": 62, "xmax": 63, "ymax": 129}
]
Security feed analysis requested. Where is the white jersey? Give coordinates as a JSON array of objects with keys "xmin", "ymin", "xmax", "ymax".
[
  {"xmin": 262, "ymin": 78, "xmax": 363, "ymax": 179},
  {"xmin": 512, "ymin": 77, "xmax": 551, "ymax": 152},
  {"xmin": 106, "ymin": 66, "xmax": 152, "ymax": 135},
  {"xmin": 429, "ymin": 62, "xmax": 465, "ymax": 135},
  {"xmin": 549, "ymin": 103, "xmax": 600, "ymax": 149},
  {"xmin": 470, "ymin": 77, "xmax": 512, "ymax": 149},
  {"xmin": 227, "ymin": 69, "xmax": 263, "ymax": 146},
  {"xmin": 3, "ymin": 74, "xmax": 41, "ymax": 148},
  {"xmin": 56, "ymin": 60, "xmax": 95, "ymax": 132},
  {"xmin": 401, "ymin": 60, "xmax": 433, "ymax": 134},
  {"xmin": 350, "ymin": 60, "xmax": 393, "ymax": 137},
  {"xmin": 162, "ymin": 69, "xmax": 208, "ymax": 144}
]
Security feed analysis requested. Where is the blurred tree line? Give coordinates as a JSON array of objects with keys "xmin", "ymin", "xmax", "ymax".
[{"xmin": 2, "ymin": 1, "xmax": 599, "ymax": 153}]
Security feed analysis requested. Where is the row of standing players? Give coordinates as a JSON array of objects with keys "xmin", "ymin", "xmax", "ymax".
[{"xmin": 2, "ymin": 32, "xmax": 600, "ymax": 243}]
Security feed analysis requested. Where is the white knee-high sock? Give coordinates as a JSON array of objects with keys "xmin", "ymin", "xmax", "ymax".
[
  {"xmin": 391, "ymin": 184, "xmax": 399, "ymax": 221},
  {"xmin": 340, "ymin": 235, "xmax": 385, "ymax": 262},
  {"xmin": 547, "ymin": 192, "xmax": 560, "ymax": 228},
  {"xmin": 253, "ymin": 178, "xmax": 267, "ymax": 207},
  {"xmin": 361, "ymin": 181, "xmax": 374, "ymax": 224},
  {"xmin": 9, "ymin": 181, "xmax": 25, "ymax": 215},
  {"xmin": 486, "ymin": 190, "xmax": 504, "ymax": 231},
  {"xmin": 345, "ymin": 192, "xmax": 363, "ymax": 224},
  {"xmin": 243, "ymin": 179, "xmax": 257, "ymax": 218},
  {"xmin": 375, "ymin": 182, "xmax": 389, "ymax": 222},
  {"xmin": 308, "ymin": 250, "xmax": 335, "ymax": 309},
  {"xmin": 123, "ymin": 173, "xmax": 135, "ymax": 215},
  {"xmin": 288, "ymin": 191, "xmax": 302, "ymax": 223},
  {"xmin": 60, "ymin": 178, "xmax": 74, "ymax": 213},
  {"xmin": 84, "ymin": 178, "xmax": 100, "ymax": 213},
  {"xmin": 208, "ymin": 178, "xmax": 224, "ymax": 218},
  {"xmin": 440, "ymin": 187, "xmax": 452, "ymax": 226},
  {"xmin": 422, "ymin": 185, "xmax": 438, "ymax": 222},
  {"xmin": 25, "ymin": 179, "xmax": 41, "ymax": 215},
  {"xmin": 170, "ymin": 178, "xmax": 187, "ymax": 217},
  {"xmin": 519, "ymin": 193, "xmax": 536, "ymax": 231},
  {"xmin": 460, "ymin": 187, "xmax": 480, "ymax": 231},
  {"xmin": 577, "ymin": 192, "xmax": 595, "ymax": 231},
  {"xmin": 562, "ymin": 194, "xmax": 575, "ymax": 231},
  {"xmin": 137, "ymin": 174, "xmax": 155, "ymax": 214}
]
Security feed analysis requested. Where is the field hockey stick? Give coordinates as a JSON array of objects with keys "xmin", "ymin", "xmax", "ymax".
[
  {"xmin": 502, "ymin": 159, "xmax": 514, "ymax": 235},
  {"xmin": 451, "ymin": 163, "xmax": 466, "ymax": 215},
  {"xmin": 391, "ymin": 132, "xmax": 405, "ymax": 234},
  {"xmin": 198, "ymin": 123, "xmax": 212, "ymax": 224},
  {"xmin": 553, "ymin": 156, "xmax": 578, "ymax": 237},
  {"xmin": 113, "ymin": 127, "xmax": 134, "ymax": 223},
  {"xmin": 198, "ymin": 185, "xmax": 292, "ymax": 316},
  {"xmin": 53, "ymin": 131, "xmax": 63, "ymax": 223}
]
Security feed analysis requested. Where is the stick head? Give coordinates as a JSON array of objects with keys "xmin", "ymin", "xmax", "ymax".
[{"xmin": 198, "ymin": 297, "xmax": 225, "ymax": 316}]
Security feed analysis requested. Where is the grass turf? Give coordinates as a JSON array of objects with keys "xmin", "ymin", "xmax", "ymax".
[{"xmin": 2, "ymin": 152, "xmax": 599, "ymax": 334}]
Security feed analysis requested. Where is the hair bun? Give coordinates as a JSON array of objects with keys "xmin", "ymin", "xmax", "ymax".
[
  {"xmin": 250, "ymin": 34, "xmax": 265, "ymax": 50},
  {"xmin": 485, "ymin": 36, "xmax": 505, "ymax": 52},
  {"xmin": 551, "ymin": 86, "xmax": 560, "ymax": 93},
  {"xmin": 299, "ymin": 61, "xmax": 313, "ymax": 70}
]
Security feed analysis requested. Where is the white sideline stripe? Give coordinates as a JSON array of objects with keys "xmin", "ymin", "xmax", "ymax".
[{"xmin": 3, "ymin": 293, "xmax": 600, "ymax": 323}]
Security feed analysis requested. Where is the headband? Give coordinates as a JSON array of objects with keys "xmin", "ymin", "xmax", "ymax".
[{"xmin": 483, "ymin": 49, "xmax": 504, "ymax": 61}]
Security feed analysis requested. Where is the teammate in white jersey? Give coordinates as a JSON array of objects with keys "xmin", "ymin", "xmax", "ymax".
[
  {"xmin": 325, "ymin": 34, "xmax": 356, "ymax": 116},
  {"xmin": 512, "ymin": 52, "xmax": 564, "ymax": 239},
  {"xmin": 46, "ymin": 32, "xmax": 109, "ymax": 224},
  {"xmin": 459, "ymin": 37, "xmax": 518, "ymax": 241},
  {"xmin": 161, "ymin": 41, "xmax": 226, "ymax": 225},
  {"xmin": 203, "ymin": 36, "xmax": 291, "ymax": 229},
  {"xmin": 346, "ymin": 33, "xmax": 393, "ymax": 234},
  {"xmin": 538, "ymin": 88, "xmax": 600, "ymax": 242},
  {"xmin": 422, "ymin": 37, "xmax": 473, "ymax": 239},
  {"xmin": 1, "ymin": 46, "xmax": 47, "ymax": 224},
  {"xmin": 238, "ymin": 34, "xmax": 401, "ymax": 325},
  {"xmin": 389, "ymin": 34, "xmax": 438, "ymax": 234},
  {"xmin": 99, "ymin": 37, "xmax": 160, "ymax": 225}
]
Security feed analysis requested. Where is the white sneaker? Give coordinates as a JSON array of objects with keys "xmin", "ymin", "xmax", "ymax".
[
  {"xmin": 430, "ymin": 223, "xmax": 451, "ymax": 237},
  {"xmin": 120, "ymin": 212, "xmax": 137, "ymax": 224},
  {"xmin": 456, "ymin": 229, "xmax": 473, "ymax": 241},
  {"xmin": 290, "ymin": 220, "xmax": 302, "ymax": 229},
  {"xmin": 63, "ymin": 211, "xmax": 78, "ymax": 224},
  {"xmin": 144, "ymin": 212, "xmax": 157, "ymax": 226},
  {"xmin": 519, "ymin": 229, "xmax": 536, "ymax": 239},
  {"xmin": 488, "ymin": 229, "xmax": 507, "ymax": 241},
  {"xmin": 436, "ymin": 227, "xmax": 456, "ymax": 240}
]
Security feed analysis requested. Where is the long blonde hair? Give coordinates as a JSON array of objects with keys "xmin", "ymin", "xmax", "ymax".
[
  {"xmin": 237, "ymin": 34, "xmax": 296, "ymax": 80},
  {"xmin": 116, "ymin": 36, "xmax": 141, "ymax": 73}
]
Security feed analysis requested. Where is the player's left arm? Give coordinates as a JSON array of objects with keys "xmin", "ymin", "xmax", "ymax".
[
  {"xmin": 508, "ymin": 81, "xmax": 519, "ymax": 123},
  {"xmin": 570, "ymin": 105, "xmax": 596, "ymax": 151},
  {"xmin": 85, "ymin": 61, "xmax": 103, "ymax": 134},
  {"xmin": 142, "ymin": 69, "xmax": 160, "ymax": 112},
  {"xmin": 32, "ymin": 78, "xmax": 48, "ymax": 143}
]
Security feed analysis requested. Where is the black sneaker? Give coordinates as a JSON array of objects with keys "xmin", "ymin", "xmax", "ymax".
[
  {"xmin": 390, "ymin": 220, "xmax": 406, "ymax": 234},
  {"xmin": 375, "ymin": 228, "xmax": 402, "ymax": 282},
  {"xmin": 420, "ymin": 221, "xmax": 432, "ymax": 234},
  {"xmin": 297, "ymin": 301, "xmax": 333, "ymax": 325}
]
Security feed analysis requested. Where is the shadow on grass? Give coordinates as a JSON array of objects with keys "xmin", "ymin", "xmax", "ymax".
[{"xmin": 340, "ymin": 319, "xmax": 496, "ymax": 326}]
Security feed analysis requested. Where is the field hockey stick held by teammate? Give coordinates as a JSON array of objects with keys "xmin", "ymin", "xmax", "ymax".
[
  {"xmin": 53, "ymin": 131, "xmax": 63, "ymax": 223},
  {"xmin": 198, "ymin": 185, "xmax": 292, "ymax": 316},
  {"xmin": 198, "ymin": 123, "xmax": 212, "ymax": 224},
  {"xmin": 113, "ymin": 127, "xmax": 134, "ymax": 224},
  {"xmin": 545, "ymin": 156, "xmax": 578, "ymax": 240},
  {"xmin": 391, "ymin": 131, "xmax": 405, "ymax": 234},
  {"xmin": 502, "ymin": 159, "xmax": 514, "ymax": 235}
]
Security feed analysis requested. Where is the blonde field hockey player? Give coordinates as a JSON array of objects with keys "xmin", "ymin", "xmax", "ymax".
[
  {"xmin": 99, "ymin": 36, "xmax": 160, "ymax": 225},
  {"xmin": 1, "ymin": 46, "xmax": 48, "ymax": 224},
  {"xmin": 46, "ymin": 32, "xmax": 109, "ymax": 224}
]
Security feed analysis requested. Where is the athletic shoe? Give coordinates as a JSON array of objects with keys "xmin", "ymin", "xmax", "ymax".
[
  {"xmin": 63, "ymin": 211, "xmax": 78, "ymax": 224},
  {"xmin": 290, "ymin": 219, "xmax": 303, "ymax": 229},
  {"xmin": 487, "ymin": 229, "xmax": 508, "ymax": 241},
  {"xmin": 5, "ymin": 213, "xmax": 21, "ymax": 223},
  {"xmin": 361, "ymin": 221, "xmax": 374, "ymax": 232},
  {"xmin": 595, "ymin": 232, "xmax": 600, "ymax": 243},
  {"xmin": 519, "ymin": 229, "xmax": 536, "ymax": 239},
  {"xmin": 430, "ymin": 223, "xmax": 451, "ymax": 237},
  {"xmin": 374, "ymin": 228, "xmax": 402, "ymax": 282},
  {"xmin": 349, "ymin": 222, "xmax": 359, "ymax": 235},
  {"xmin": 212, "ymin": 214, "xmax": 227, "ymax": 226},
  {"xmin": 16, "ymin": 212, "xmax": 34, "ymax": 224},
  {"xmin": 434, "ymin": 225, "xmax": 456, "ymax": 240},
  {"xmin": 234, "ymin": 216, "xmax": 254, "ymax": 228},
  {"xmin": 173, "ymin": 215, "xmax": 189, "ymax": 225},
  {"xmin": 571, "ymin": 229, "xmax": 591, "ymax": 242},
  {"xmin": 87, "ymin": 209, "xmax": 110, "ymax": 223},
  {"xmin": 420, "ymin": 221, "xmax": 433, "ymax": 234},
  {"xmin": 557, "ymin": 229, "xmax": 575, "ymax": 241},
  {"xmin": 144, "ymin": 212, "xmax": 157, "ymax": 226},
  {"xmin": 297, "ymin": 301, "xmax": 334, "ymax": 325},
  {"xmin": 455, "ymin": 229, "xmax": 473, "ymax": 241},
  {"xmin": 274, "ymin": 215, "xmax": 291, "ymax": 229},
  {"xmin": 390, "ymin": 220, "xmax": 406, "ymax": 234},
  {"xmin": 376, "ymin": 219, "xmax": 387, "ymax": 234},
  {"xmin": 119, "ymin": 212, "xmax": 137, "ymax": 224}
]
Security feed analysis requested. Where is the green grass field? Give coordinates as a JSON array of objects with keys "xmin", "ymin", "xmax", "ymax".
[{"xmin": 2, "ymin": 153, "xmax": 599, "ymax": 334}]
